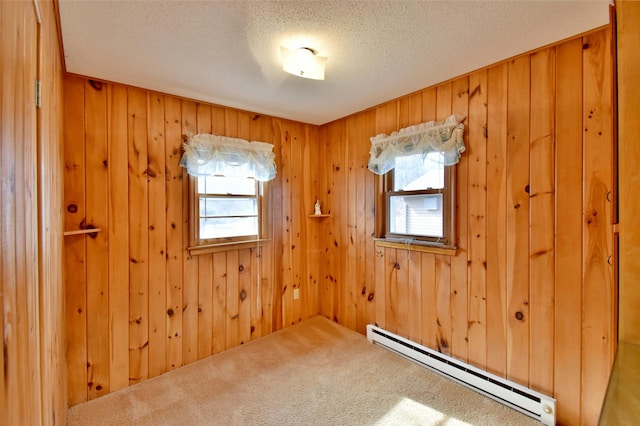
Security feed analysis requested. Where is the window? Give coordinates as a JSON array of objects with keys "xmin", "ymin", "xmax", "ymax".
[
  {"xmin": 180, "ymin": 133, "xmax": 276, "ymax": 253},
  {"xmin": 190, "ymin": 175, "xmax": 268, "ymax": 248},
  {"xmin": 385, "ymin": 151, "xmax": 454, "ymax": 247}
]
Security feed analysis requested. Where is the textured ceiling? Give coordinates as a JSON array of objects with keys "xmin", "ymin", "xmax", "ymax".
[{"xmin": 58, "ymin": 1, "xmax": 610, "ymax": 125}]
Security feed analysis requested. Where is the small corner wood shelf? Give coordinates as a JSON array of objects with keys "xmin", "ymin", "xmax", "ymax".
[
  {"xmin": 63, "ymin": 228, "xmax": 103, "ymax": 236},
  {"xmin": 307, "ymin": 214, "xmax": 330, "ymax": 218}
]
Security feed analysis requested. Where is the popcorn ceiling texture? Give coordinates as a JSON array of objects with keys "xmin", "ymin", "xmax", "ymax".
[{"xmin": 58, "ymin": 0, "xmax": 609, "ymax": 125}]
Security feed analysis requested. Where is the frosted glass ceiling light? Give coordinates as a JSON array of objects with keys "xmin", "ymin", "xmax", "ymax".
[{"xmin": 281, "ymin": 46, "xmax": 327, "ymax": 80}]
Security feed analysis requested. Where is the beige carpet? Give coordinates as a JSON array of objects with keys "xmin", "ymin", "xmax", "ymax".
[{"xmin": 67, "ymin": 316, "xmax": 538, "ymax": 426}]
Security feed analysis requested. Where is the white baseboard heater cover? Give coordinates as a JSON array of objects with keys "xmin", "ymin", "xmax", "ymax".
[{"xmin": 367, "ymin": 324, "xmax": 556, "ymax": 426}]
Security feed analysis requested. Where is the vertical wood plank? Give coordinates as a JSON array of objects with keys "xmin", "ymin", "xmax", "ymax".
[
  {"xmin": 63, "ymin": 75, "xmax": 87, "ymax": 405},
  {"xmin": 581, "ymin": 29, "xmax": 615, "ymax": 425},
  {"xmin": 2, "ymin": 3, "xmax": 19, "ymax": 418},
  {"xmin": 84, "ymin": 79, "xmax": 110, "ymax": 398},
  {"xmin": 38, "ymin": 0, "xmax": 67, "ymax": 418},
  {"xmin": 12, "ymin": 7, "xmax": 30, "ymax": 418},
  {"xmin": 364, "ymin": 109, "xmax": 378, "ymax": 330},
  {"xmin": 343, "ymin": 115, "xmax": 357, "ymax": 330},
  {"xmin": 302, "ymin": 124, "xmax": 315, "ymax": 324},
  {"xmin": 127, "ymin": 87, "xmax": 149, "ymax": 385},
  {"xmin": 554, "ymin": 37, "xmax": 584, "ymax": 425},
  {"xmin": 209, "ymin": 105, "xmax": 227, "ymax": 351},
  {"xmin": 181, "ymin": 100, "xmax": 198, "ymax": 364},
  {"xmin": 407, "ymin": 250, "xmax": 422, "ymax": 342},
  {"xmin": 395, "ymin": 245, "xmax": 410, "ymax": 338},
  {"xmin": 506, "ymin": 56, "xmax": 531, "ymax": 386},
  {"xmin": 239, "ymin": 248, "xmax": 252, "ymax": 344},
  {"xmin": 197, "ymin": 253, "xmax": 213, "ymax": 359},
  {"xmin": 147, "ymin": 93, "xmax": 167, "ymax": 377},
  {"xmin": 280, "ymin": 123, "xmax": 293, "ymax": 326},
  {"xmin": 107, "ymin": 84, "xmax": 130, "ymax": 390},
  {"xmin": 212, "ymin": 251, "xmax": 227, "ymax": 353},
  {"xmin": 421, "ymin": 253, "xmax": 437, "ymax": 349},
  {"xmin": 467, "ymin": 70, "xmax": 488, "ymax": 369},
  {"xmin": 486, "ymin": 63, "xmax": 509, "ymax": 377},
  {"xmin": 529, "ymin": 47, "xmax": 556, "ymax": 395},
  {"xmin": 164, "ymin": 95, "xmax": 183, "ymax": 371},
  {"xmin": 20, "ymin": 6, "xmax": 40, "ymax": 418},
  {"xmin": 250, "ymin": 246, "xmax": 262, "ymax": 340},
  {"xmin": 354, "ymin": 113, "xmax": 368, "ymax": 335},
  {"xmin": 290, "ymin": 123, "xmax": 305, "ymax": 325},
  {"xmin": 435, "ymin": 254, "xmax": 452, "ymax": 355},
  {"xmin": 450, "ymin": 76, "xmax": 470, "ymax": 363},
  {"xmin": 384, "ymin": 247, "xmax": 398, "ymax": 334},
  {"xmin": 374, "ymin": 242, "xmax": 385, "ymax": 328},
  {"xmin": 226, "ymin": 250, "xmax": 240, "ymax": 348}
]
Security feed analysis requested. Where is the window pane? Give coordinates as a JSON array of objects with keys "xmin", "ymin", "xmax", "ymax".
[
  {"xmin": 199, "ymin": 175, "xmax": 256, "ymax": 195},
  {"xmin": 394, "ymin": 152, "xmax": 444, "ymax": 191},
  {"xmin": 200, "ymin": 197, "xmax": 257, "ymax": 217},
  {"xmin": 200, "ymin": 217, "xmax": 258, "ymax": 239},
  {"xmin": 389, "ymin": 194, "xmax": 443, "ymax": 238}
]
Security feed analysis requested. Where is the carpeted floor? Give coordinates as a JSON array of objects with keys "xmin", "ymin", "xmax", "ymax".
[{"xmin": 67, "ymin": 316, "xmax": 538, "ymax": 425}]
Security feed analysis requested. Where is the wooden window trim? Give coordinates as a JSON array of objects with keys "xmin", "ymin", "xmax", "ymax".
[
  {"xmin": 381, "ymin": 162, "xmax": 456, "ymax": 249},
  {"xmin": 188, "ymin": 176, "xmax": 270, "ymax": 255},
  {"xmin": 374, "ymin": 238, "xmax": 457, "ymax": 256}
]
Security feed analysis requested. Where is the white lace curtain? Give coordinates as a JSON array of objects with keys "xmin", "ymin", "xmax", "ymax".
[
  {"xmin": 367, "ymin": 114, "xmax": 466, "ymax": 175},
  {"xmin": 180, "ymin": 133, "xmax": 277, "ymax": 182}
]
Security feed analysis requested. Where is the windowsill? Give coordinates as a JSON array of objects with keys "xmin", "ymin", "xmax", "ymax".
[
  {"xmin": 374, "ymin": 238, "xmax": 457, "ymax": 256},
  {"xmin": 188, "ymin": 239, "xmax": 270, "ymax": 256}
]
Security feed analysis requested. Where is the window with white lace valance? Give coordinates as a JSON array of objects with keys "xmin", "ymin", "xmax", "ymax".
[
  {"xmin": 367, "ymin": 114, "xmax": 466, "ymax": 175},
  {"xmin": 180, "ymin": 133, "xmax": 277, "ymax": 181}
]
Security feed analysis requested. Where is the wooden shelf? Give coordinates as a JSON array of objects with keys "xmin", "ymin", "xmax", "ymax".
[
  {"xmin": 307, "ymin": 214, "xmax": 330, "ymax": 218},
  {"xmin": 63, "ymin": 228, "xmax": 102, "ymax": 236}
]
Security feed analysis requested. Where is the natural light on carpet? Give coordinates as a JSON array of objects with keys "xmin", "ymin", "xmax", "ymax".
[{"xmin": 375, "ymin": 397, "xmax": 473, "ymax": 426}]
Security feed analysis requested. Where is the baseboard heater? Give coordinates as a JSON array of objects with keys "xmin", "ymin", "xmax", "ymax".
[{"xmin": 366, "ymin": 325, "xmax": 556, "ymax": 426}]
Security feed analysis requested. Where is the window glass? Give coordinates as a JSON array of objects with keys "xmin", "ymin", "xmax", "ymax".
[
  {"xmin": 393, "ymin": 152, "xmax": 444, "ymax": 191},
  {"xmin": 389, "ymin": 193, "xmax": 443, "ymax": 237},
  {"xmin": 195, "ymin": 175, "xmax": 260, "ymax": 244}
]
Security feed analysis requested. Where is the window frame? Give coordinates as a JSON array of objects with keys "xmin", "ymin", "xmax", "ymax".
[
  {"xmin": 188, "ymin": 175, "xmax": 270, "ymax": 255},
  {"xmin": 383, "ymin": 161, "xmax": 456, "ymax": 249}
]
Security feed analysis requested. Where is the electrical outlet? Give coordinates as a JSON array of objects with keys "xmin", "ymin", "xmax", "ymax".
[{"xmin": 293, "ymin": 288, "xmax": 300, "ymax": 300}]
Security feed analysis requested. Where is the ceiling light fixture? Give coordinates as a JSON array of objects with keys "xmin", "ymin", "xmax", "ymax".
[{"xmin": 280, "ymin": 46, "xmax": 327, "ymax": 80}]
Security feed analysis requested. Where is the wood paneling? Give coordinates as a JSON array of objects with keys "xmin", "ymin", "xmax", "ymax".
[
  {"xmin": 39, "ymin": 0, "xmax": 67, "ymax": 422},
  {"xmin": 321, "ymin": 28, "xmax": 615, "ymax": 425},
  {"xmin": 581, "ymin": 28, "xmax": 615, "ymax": 424},
  {"xmin": 2, "ymin": 0, "xmax": 66, "ymax": 424},
  {"xmin": 62, "ymin": 23, "xmax": 617, "ymax": 426},
  {"xmin": 617, "ymin": 1, "xmax": 640, "ymax": 345},
  {"xmin": 554, "ymin": 37, "xmax": 584, "ymax": 424},
  {"xmin": 63, "ymin": 76, "xmax": 319, "ymax": 405}
]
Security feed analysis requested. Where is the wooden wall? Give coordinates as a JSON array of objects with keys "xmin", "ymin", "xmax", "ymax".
[
  {"xmin": 319, "ymin": 27, "xmax": 615, "ymax": 425},
  {"xmin": 1, "ymin": 0, "xmax": 66, "ymax": 424},
  {"xmin": 62, "ymin": 76, "xmax": 322, "ymax": 405},
  {"xmin": 62, "ymin": 22, "xmax": 616, "ymax": 426},
  {"xmin": 617, "ymin": 1, "xmax": 640, "ymax": 346}
]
